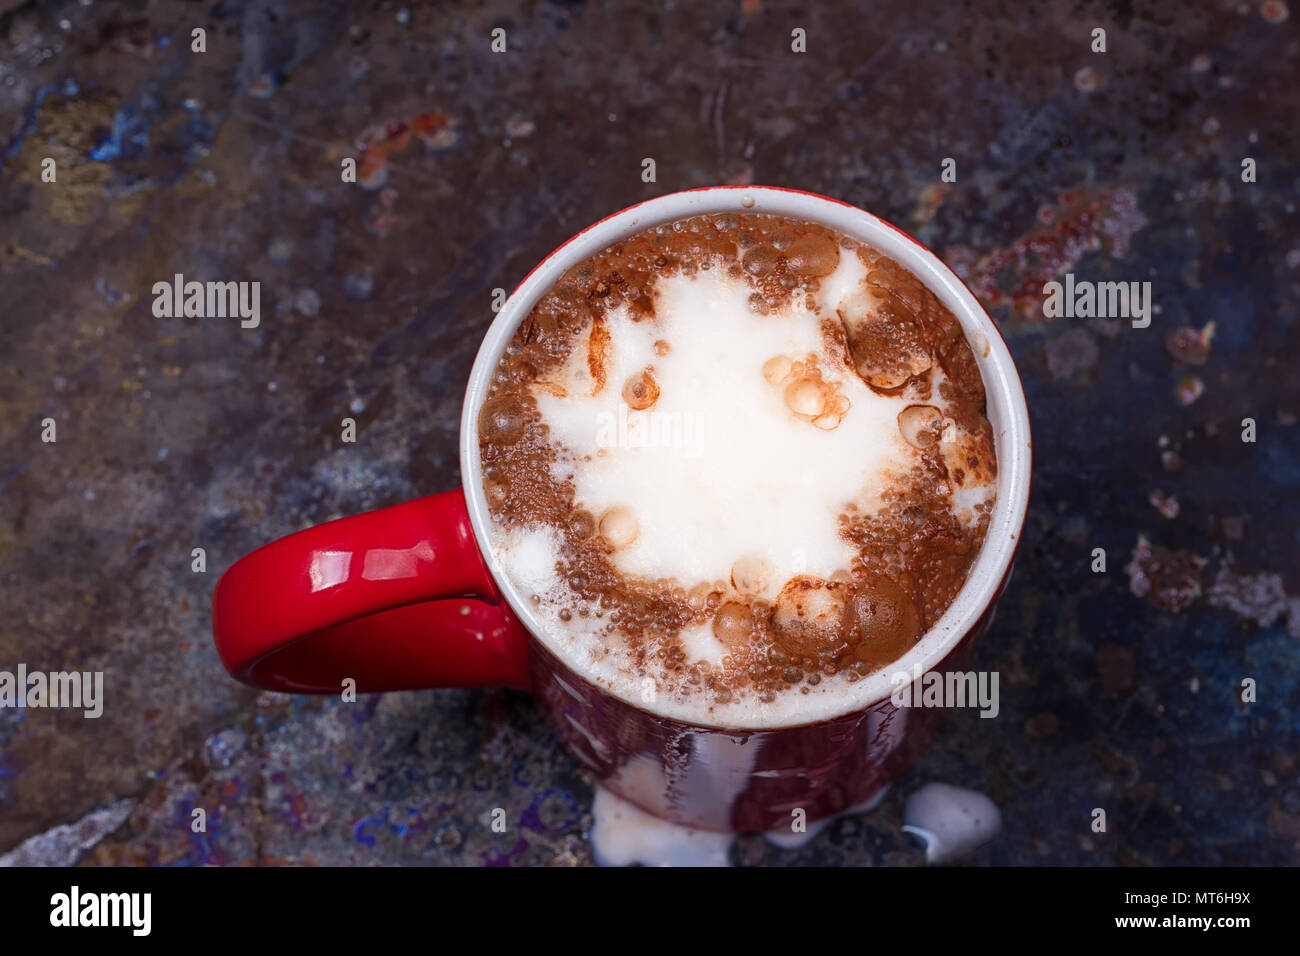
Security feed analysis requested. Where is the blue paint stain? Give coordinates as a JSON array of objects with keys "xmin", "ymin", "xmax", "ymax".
[
  {"xmin": 89, "ymin": 105, "xmax": 151, "ymax": 162},
  {"xmin": 352, "ymin": 808, "xmax": 428, "ymax": 847},
  {"xmin": 353, "ymin": 817, "xmax": 381, "ymax": 846},
  {"xmin": 395, "ymin": 808, "xmax": 420, "ymax": 839}
]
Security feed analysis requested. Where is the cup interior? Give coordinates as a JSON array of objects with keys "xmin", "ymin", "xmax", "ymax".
[{"xmin": 460, "ymin": 186, "xmax": 1032, "ymax": 730}]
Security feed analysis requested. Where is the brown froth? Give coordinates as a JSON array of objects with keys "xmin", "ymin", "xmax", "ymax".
[{"xmin": 480, "ymin": 213, "xmax": 996, "ymax": 711}]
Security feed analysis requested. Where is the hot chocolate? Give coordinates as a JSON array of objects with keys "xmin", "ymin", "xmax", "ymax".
[{"xmin": 478, "ymin": 213, "xmax": 996, "ymax": 726}]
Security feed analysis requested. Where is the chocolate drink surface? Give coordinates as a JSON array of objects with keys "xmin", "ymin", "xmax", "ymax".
[{"xmin": 478, "ymin": 213, "xmax": 996, "ymax": 727}]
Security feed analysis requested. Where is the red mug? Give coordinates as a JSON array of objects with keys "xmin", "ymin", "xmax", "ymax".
[{"xmin": 212, "ymin": 186, "xmax": 1031, "ymax": 833}]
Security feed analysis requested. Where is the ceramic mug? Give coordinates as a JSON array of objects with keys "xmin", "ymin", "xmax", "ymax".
[{"xmin": 211, "ymin": 185, "xmax": 1032, "ymax": 833}]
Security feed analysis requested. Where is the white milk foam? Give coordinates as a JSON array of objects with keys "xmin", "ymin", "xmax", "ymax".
[
  {"xmin": 489, "ymin": 251, "xmax": 994, "ymax": 727},
  {"xmin": 535, "ymin": 253, "xmax": 902, "ymax": 595}
]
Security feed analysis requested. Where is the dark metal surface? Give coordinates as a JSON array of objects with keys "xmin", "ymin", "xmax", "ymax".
[{"xmin": 1, "ymin": 0, "xmax": 1297, "ymax": 865}]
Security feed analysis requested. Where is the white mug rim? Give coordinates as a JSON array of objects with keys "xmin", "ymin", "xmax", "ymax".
[{"xmin": 459, "ymin": 185, "xmax": 1031, "ymax": 731}]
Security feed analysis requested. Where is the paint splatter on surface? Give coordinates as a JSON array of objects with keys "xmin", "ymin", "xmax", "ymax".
[
  {"xmin": 1127, "ymin": 538, "xmax": 1206, "ymax": 613},
  {"xmin": 0, "ymin": 799, "xmax": 134, "ymax": 866}
]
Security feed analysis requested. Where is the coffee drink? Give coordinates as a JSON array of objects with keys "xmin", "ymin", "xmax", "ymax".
[{"xmin": 478, "ymin": 213, "xmax": 996, "ymax": 726}]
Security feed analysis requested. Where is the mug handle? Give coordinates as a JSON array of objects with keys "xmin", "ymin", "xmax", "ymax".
[{"xmin": 211, "ymin": 490, "xmax": 530, "ymax": 693}]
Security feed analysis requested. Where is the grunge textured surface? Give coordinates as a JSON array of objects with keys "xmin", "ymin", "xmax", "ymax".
[{"xmin": 0, "ymin": 0, "xmax": 1297, "ymax": 865}]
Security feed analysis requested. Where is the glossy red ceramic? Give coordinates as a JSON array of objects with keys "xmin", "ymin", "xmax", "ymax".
[{"xmin": 213, "ymin": 490, "xmax": 530, "ymax": 693}]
